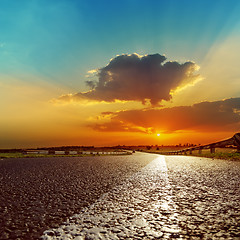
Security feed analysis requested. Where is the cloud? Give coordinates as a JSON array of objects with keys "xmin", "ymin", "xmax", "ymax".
[
  {"xmin": 90, "ymin": 98, "xmax": 240, "ymax": 133},
  {"xmin": 59, "ymin": 53, "xmax": 201, "ymax": 106}
]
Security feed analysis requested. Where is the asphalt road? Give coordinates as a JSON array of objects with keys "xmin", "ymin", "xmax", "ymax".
[
  {"xmin": 0, "ymin": 154, "xmax": 155, "ymax": 240},
  {"xmin": 165, "ymin": 155, "xmax": 240, "ymax": 239},
  {"xmin": 0, "ymin": 153, "xmax": 239, "ymax": 239}
]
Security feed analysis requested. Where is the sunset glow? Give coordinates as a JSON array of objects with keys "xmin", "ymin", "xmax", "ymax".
[{"xmin": 1, "ymin": 0, "xmax": 240, "ymax": 148}]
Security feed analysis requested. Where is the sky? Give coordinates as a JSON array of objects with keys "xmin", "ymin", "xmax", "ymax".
[{"xmin": 1, "ymin": 0, "xmax": 240, "ymax": 148}]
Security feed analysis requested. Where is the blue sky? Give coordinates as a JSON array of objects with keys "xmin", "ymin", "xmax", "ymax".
[{"xmin": 1, "ymin": 0, "xmax": 240, "ymax": 89}]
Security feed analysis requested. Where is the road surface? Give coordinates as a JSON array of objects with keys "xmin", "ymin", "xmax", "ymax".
[{"xmin": 0, "ymin": 153, "xmax": 239, "ymax": 239}]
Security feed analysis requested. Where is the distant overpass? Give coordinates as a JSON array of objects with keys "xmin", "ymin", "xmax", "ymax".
[{"xmin": 162, "ymin": 133, "xmax": 240, "ymax": 155}]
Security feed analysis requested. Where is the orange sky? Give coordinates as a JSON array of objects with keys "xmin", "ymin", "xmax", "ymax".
[
  {"xmin": 1, "ymin": 1, "xmax": 240, "ymax": 148},
  {"xmin": 1, "ymin": 47, "xmax": 240, "ymax": 148}
]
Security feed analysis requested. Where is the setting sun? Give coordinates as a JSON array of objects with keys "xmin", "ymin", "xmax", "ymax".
[{"xmin": 157, "ymin": 133, "xmax": 161, "ymax": 137}]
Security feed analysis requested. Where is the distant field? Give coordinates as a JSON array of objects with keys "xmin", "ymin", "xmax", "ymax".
[
  {"xmin": 191, "ymin": 151, "xmax": 240, "ymax": 161},
  {"xmin": 141, "ymin": 146, "xmax": 186, "ymax": 152},
  {"xmin": 0, "ymin": 153, "xmax": 85, "ymax": 158},
  {"xmin": 142, "ymin": 147, "xmax": 187, "ymax": 153},
  {"xmin": 0, "ymin": 152, "xmax": 130, "ymax": 159}
]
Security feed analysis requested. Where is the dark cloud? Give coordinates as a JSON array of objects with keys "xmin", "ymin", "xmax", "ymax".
[
  {"xmin": 59, "ymin": 53, "xmax": 201, "ymax": 105},
  {"xmin": 85, "ymin": 80, "xmax": 96, "ymax": 89},
  {"xmin": 101, "ymin": 111, "xmax": 114, "ymax": 115},
  {"xmin": 91, "ymin": 121, "xmax": 148, "ymax": 133},
  {"xmin": 90, "ymin": 98, "xmax": 240, "ymax": 133}
]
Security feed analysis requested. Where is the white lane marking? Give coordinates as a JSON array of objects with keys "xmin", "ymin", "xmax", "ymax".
[{"xmin": 41, "ymin": 155, "xmax": 181, "ymax": 239}]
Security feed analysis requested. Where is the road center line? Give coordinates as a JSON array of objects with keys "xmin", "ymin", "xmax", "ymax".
[{"xmin": 41, "ymin": 155, "xmax": 181, "ymax": 239}]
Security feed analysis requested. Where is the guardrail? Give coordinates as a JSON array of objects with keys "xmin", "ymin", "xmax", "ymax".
[
  {"xmin": 163, "ymin": 133, "xmax": 240, "ymax": 155},
  {"xmin": 25, "ymin": 150, "xmax": 130, "ymax": 155}
]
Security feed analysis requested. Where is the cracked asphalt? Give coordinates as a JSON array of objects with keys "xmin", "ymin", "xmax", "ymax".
[{"xmin": 0, "ymin": 153, "xmax": 239, "ymax": 239}]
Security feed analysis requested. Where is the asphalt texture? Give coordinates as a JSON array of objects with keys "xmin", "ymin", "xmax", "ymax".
[
  {"xmin": 0, "ymin": 153, "xmax": 240, "ymax": 239},
  {"xmin": 0, "ymin": 154, "xmax": 155, "ymax": 239},
  {"xmin": 166, "ymin": 155, "xmax": 240, "ymax": 239}
]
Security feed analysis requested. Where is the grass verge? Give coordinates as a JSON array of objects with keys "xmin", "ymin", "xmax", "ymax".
[
  {"xmin": 189, "ymin": 152, "xmax": 240, "ymax": 161},
  {"xmin": 0, "ymin": 153, "xmax": 85, "ymax": 158},
  {"xmin": 0, "ymin": 152, "xmax": 131, "ymax": 159}
]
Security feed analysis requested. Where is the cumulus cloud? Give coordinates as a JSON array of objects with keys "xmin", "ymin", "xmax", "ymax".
[
  {"xmin": 59, "ymin": 53, "xmax": 201, "ymax": 105},
  {"xmin": 90, "ymin": 98, "xmax": 240, "ymax": 133}
]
